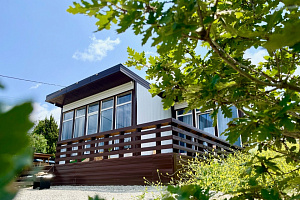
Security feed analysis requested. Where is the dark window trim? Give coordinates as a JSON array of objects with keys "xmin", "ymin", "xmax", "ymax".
[
  {"xmin": 73, "ymin": 106, "xmax": 87, "ymax": 138},
  {"xmin": 86, "ymin": 102, "xmax": 99, "ymax": 136},
  {"xmin": 114, "ymin": 91, "xmax": 133, "ymax": 129},
  {"xmin": 60, "ymin": 89, "xmax": 135, "ymax": 141}
]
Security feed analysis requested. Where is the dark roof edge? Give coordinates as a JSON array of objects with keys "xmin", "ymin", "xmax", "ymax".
[
  {"xmin": 119, "ymin": 65, "xmax": 150, "ymax": 89},
  {"xmin": 46, "ymin": 64, "xmax": 150, "ymax": 103}
]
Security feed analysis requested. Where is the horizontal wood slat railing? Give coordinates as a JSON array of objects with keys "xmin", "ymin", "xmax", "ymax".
[{"xmin": 55, "ymin": 118, "xmax": 241, "ymax": 165}]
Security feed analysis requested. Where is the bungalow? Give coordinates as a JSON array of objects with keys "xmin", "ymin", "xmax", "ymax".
[{"xmin": 46, "ymin": 64, "xmax": 241, "ymax": 185}]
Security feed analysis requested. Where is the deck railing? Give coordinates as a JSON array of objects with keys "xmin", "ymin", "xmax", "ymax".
[{"xmin": 55, "ymin": 118, "xmax": 241, "ymax": 164}]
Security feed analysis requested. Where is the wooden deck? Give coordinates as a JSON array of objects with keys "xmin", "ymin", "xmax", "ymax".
[{"xmin": 53, "ymin": 118, "xmax": 240, "ymax": 185}]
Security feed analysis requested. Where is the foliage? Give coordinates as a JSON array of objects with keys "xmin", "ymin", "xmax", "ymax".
[
  {"xmin": 162, "ymin": 184, "xmax": 213, "ymax": 200},
  {"xmin": 177, "ymin": 149, "xmax": 300, "ymax": 199},
  {"xmin": 29, "ymin": 133, "xmax": 48, "ymax": 153},
  {"xmin": 68, "ymin": 0, "xmax": 300, "ymax": 199},
  {"xmin": 32, "ymin": 115, "xmax": 59, "ymax": 155},
  {"xmin": 0, "ymin": 84, "xmax": 33, "ymax": 199},
  {"xmin": 88, "ymin": 195, "xmax": 105, "ymax": 200}
]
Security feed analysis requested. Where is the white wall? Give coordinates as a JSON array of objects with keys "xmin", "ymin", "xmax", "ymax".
[
  {"xmin": 174, "ymin": 102, "xmax": 188, "ymax": 110},
  {"xmin": 137, "ymin": 83, "xmax": 171, "ymax": 124},
  {"xmin": 63, "ymin": 82, "xmax": 134, "ymax": 112}
]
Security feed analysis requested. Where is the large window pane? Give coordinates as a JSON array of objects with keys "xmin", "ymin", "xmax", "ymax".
[
  {"xmin": 100, "ymin": 109, "xmax": 113, "ymax": 132},
  {"xmin": 217, "ymin": 106, "xmax": 241, "ymax": 146},
  {"xmin": 76, "ymin": 108, "xmax": 85, "ymax": 116},
  {"xmin": 88, "ymin": 103, "xmax": 99, "ymax": 113},
  {"xmin": 102, "ymin": 98, "xmax": 113, "ymax": 109},
  {"xmin": 176, "ymin": 109, "xmax": 192, "ymax": 153},
  {"xmin": 64, "ymin": 112, "xmax": 73, "ymax": 120},
  {"xmin": 198, "ymin": 113, "xmax": 214, "ymax": 135},
  {"xmin": 177, "ymin": 109, "xmax": 192, "ymax": 116},
  {"xmin": 74, "ymin": 117, "xmax": 85, "ymax": 138},
  {"xmin": 87, "ymin": 114, "xmax": 98, "ymax": 135},
  {"xmin": 61, "ymin": 111, "xmax": 74, "ymax": 140},
  {"xmin": 117, "ymin": 93, "xmax": 131, "ymax": 104},
  {"xmin": 87, "ymin": 103, "xmax": 98, "ymax": 135},
  {"xmin": 74, "ymin": 107, "xmax": 86, "ymax": 138},
  {"xmin": 178, "ymin": 115, "xmax": 192, "ymax": 126},
  {"xmin": 62, "ymin": 120, "xmax": 73, "ymax": 140},
  {"xmin": 116, "ymin": 103, "xmax": 131, "ymax": 129}
]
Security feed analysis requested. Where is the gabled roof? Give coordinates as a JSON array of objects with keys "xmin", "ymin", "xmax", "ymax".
[{"xmin": 46, "ymin": 64, "xmax": 150, "ymax": 107}]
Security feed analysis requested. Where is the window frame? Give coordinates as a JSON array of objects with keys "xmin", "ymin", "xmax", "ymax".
[
  {"xmin": 195, "ymin": 109, "xmax": 218, "ymax": 136},
  {"xmin": 86, "ymin": 102, "xmax": 99, "ymax": 135},
  {"xmin": 100, "ymin": 97, "xmax": 114, "ymax": 132},
  {"xmin": 60, "ymin": 90, "xmax": 134, "ymax": 141},
  {"xmin": 73, "ymin": 106, "xmax": 86, "ymax": 138},
  {"xmin": 115, "ymin": 91, "xmax": 132, "ymax": 129},
  {"xmin": 61, "ymin": 110, "xmax": 74, "ymax": 141}
]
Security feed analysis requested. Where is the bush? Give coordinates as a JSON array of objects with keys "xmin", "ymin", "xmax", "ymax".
[{"xmin": 176, "ymin": 148, "xmax": 300, "ymax": 198}]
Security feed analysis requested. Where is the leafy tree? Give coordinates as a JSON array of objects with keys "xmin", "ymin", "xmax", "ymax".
[
  {"xmin": 29, "ymin": 133, "xmax": 48, "ymax": 154},
  {"xmin": 0, "ymin": 84, "xmax": 33, "ymax": 200},
  {"xmin": 67, "ymin": 0, "xmax": 300, "ymax": 199},
  {"xmin": 32, "ymin": 115, "xmax": 59, "ymax": 155}
]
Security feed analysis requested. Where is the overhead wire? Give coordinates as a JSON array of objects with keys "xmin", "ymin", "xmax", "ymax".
[{"xmin": 0, "ymin": 74, "xmax": 66, "ymax": 88}]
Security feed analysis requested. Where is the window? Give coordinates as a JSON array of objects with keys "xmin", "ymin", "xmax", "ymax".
[
  {"xmin": 116, "ymin": 93, "xmax": 132, "ymax": 129},
  {"xmin": 61, "ymin": 111, "xmax": 74, "ymax": 140},
  {"xmin": 74, "ymin": 107, "xmax": 86, "ymax": 138},
  {"xmin": 177, "ymin": 109, "xmax": 193, "ymax": 125},
  {"xmin": 100, "ymin": 98, "xmax": 114, "ymax": 132},
  {"xmin": 176, "ymin": 109, "xmax": 193, "ymax": 153},
  {"xmin": 87, "ymin": 103, "xmax": 99, "ymax": 135},
  {"xmin": 217, "ymin": 106, "xmax": 241, "ymax": 146},
  {"xmin": 197, "ymin": 110, "xmax": 215, "ymax": 135},
  {"xmin": 60, "ymin": 91, "xmax": 133, "ymax": 140}
]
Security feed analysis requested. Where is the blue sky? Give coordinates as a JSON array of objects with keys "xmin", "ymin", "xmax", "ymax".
[
  {"xmin": 1, "ymin": 0, "xmax": 286, "ymax": 125},
  {"xmin": 0, "ymin": 0, "xmax": 153, "ymax": 124}
]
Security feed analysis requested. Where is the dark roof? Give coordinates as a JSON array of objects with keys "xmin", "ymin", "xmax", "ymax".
[{"xmin": 46, "ymin": 64, "xmax": 150, "ymax": 107}]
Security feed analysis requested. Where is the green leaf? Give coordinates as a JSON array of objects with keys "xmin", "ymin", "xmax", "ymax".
[
  {"xmin": 0, "ymin": 102, "xmax": 33, "ymax": 199},
  {"xmin": 264, "ymin": 21, "xmax": 300, "ymax": 51}
]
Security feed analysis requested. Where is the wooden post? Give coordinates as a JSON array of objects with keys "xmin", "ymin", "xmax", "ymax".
[{"xmin": 156, "ymin": 124, "xmax": 161, "ymax": 154}]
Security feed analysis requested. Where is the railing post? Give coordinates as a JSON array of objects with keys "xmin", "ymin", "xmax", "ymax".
[
  {"xmin": 55, "ymin": 144, "xmax": 61, "ymax": 165},
  {"xmin": 156, "ymin": 124, "xmax": 161, "ymax": 154},
  {"xmin": 103, "ymin": 134, "xmax": 109, "ymax": 159},
  {"xmin": 66, "ymin": 142, "xmax": 72, "ymax": 164},
  {"xmin": 77, "ymin": 140, "xmax": 83, "ymax": 162},
  {"xmin": 119, "ymin": 131, "xmax": 125, "ymax": 158},
  {"xmin": 90, "ymin": 137, "xmax": 96, "ymax": 161},
  {"xmin": 133, "ymin": 128, "xmax": 141, "ymax": 156}
]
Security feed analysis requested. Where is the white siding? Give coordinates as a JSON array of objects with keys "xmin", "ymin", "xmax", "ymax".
[
  {"xmin": 174, "ymin": 102, "xmax": 188, "ymax": 110},
  {"xmin": 137, "ymin": 83, "xmax": 171, "ymax": 124},
  {"xmin": 63, "ymin": 82, "xmax": 134, "ymax": 112}
]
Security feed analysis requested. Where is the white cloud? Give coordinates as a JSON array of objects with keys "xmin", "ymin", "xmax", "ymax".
[
  {"xmin": 30, "ymin": 83, "xmax": 42, "ymax": 89},
  {"xmin": 244, "ymin": 49, "xmax": 268, "ymax": 66},
  {"xmin": 72, "ymin": 36, "xmax": 120, "ymax": 61},
  {"xmin": 30, "ymin": 102, "xmax": 61, "ymax": 125}
]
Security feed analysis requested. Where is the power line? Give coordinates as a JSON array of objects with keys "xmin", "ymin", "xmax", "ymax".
[{"xmin": 0, "ymin": 74, "xmax": 65, "ymax": 88}]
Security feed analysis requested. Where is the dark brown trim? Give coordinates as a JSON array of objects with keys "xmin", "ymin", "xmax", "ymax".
[
  {"xmin": 171, "ymin": 106, "xmax": 176, "ymax": 118},
  {"xmin": 46, "ymin": 64, "xmax": 150, "ymax": 107},
  {"xmin": 71, "ymin": 110, "xmax": 75, "ymax": 139},
  {"xmin": 97, "ymin": 101, "xmax": 101, "ymax": 134},
  {"xmin": 59, "ymin": 108, "xmax": 63, "ymax": 141},
  {"xmin": 132, "ymin": 81, "xmax": 137, "ymax": 126},
  {"xmin": 52, "ymin": 153, "xmax": 174, "ymax": 186},
  {"xmin": 238, "ymin": 109, "xmax": 244, "ymax": 118},
  {"xmin": 192, "ymin": 109, "xmax": 196, "ymax": 128},
  {"xmin": 112, "ymin": 96, "xmax": 116, "ymax": 130},
  {"xmin": 84, "ymin": 105, "xmax": 88, "ymax": 136}
]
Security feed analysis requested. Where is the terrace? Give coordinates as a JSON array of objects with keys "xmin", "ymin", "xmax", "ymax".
[{"xmin": 53, "ymin": 118, "xmax": 240, "ymax": 185}]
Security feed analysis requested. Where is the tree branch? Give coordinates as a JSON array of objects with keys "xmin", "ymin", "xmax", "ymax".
[{"xmin": 207, "ymin": 38, "xmax": 300, "ymax": 92}]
